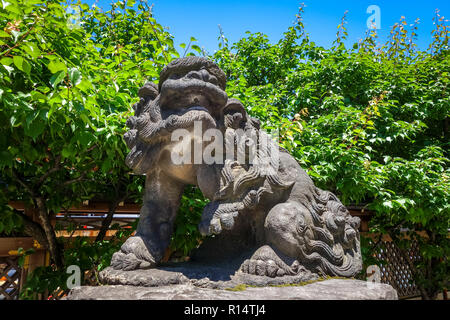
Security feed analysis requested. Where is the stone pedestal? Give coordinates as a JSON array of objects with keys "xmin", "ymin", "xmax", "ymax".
[
  {"xmin": 66, "ymin": 266, "xmax": 398, "ymax": 300},
  {"xmin": 66, "ymin": 278, "xmax": 397, "ymax": 300}
]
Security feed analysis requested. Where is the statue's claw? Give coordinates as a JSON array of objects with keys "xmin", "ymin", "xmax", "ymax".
[
  {"xmin": 239, "ymin": 245, "xmax": 306, "ymax": 278},
  {"xmin": 199, "ymin": 206, "xmax": 239, "ymax": 236},
  {"xmin": 240, "ymin": 258, "xmax": 297, "ymax": 278},
  {"xmin": 199, "ymin": 217, "xmax": 220, "ymax": 236},
  {"xmin": 110, "ymin": 252, "xmax": 151, "ymax": 271},
  {"xmin": 110, "ymin": 236, "xmax": 156, "ymax": 270}
]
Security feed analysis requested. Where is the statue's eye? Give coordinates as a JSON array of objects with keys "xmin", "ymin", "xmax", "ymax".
[
  {"xmin": 186, "ymin": 70, "xmax": 202, "ymax": 80},
  {"xmin": 209, "ymin": 76, "xmax": 218, "ymax": 86},
  {"xmin": 224, "ymin": 106, "xmax": 240, "ymax": 115},
  {"xmin": 169, "ymin": 73, "xmax": 180, "ymax": 80}
]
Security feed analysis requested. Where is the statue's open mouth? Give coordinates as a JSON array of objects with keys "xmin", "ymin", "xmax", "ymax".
[
  {"xmin": 172, "ymin": 105, "xmax": 213, "ymax": 120},
  {"xmin": 125, "ymin": 104, "xmax": 219, "ymax": 174},
  {"xmin": 186, "ymin": 106, "xmax": 209, "ymax": 113}
]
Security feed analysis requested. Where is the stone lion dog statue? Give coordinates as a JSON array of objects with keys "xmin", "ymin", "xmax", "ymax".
[{"xmin": 110, "ymin": 57, "xmax": 362, "ymax": 279}]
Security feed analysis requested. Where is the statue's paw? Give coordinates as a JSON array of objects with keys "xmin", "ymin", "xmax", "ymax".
[
  {"xmin": 111, "ymin": 252, "xmax": 154, "ymax": 271},
  {"xmin": 240, "ymin": 258, "xmax": 305, "ymax": 277},
  {"xmin": 239, "ymin": 245, "xmax": 307, "ymax": 278},
  {"xmin": 110, "ymin": 236, "xmax": 156, "ymax": 270},
  {"xmin": 240, "ymin": 258, "xmax": 281, "ymax": 277},
  {"xmin": 199, "ymin": 212, "xmax": 238, "ymax": 236},
  {"xmin": 199, "ymin": 217, "xmax": 219, "ymax": 236},
  {"xmin": 110, "ymin": 252, "xmax": 150, "ymax": 271}
]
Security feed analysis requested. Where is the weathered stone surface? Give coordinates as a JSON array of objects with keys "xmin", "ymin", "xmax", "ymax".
[
  {"xmin": 99, "ymin": 267, "xmax": 190, "ymax": 287},
  {"xmin": 99, "ymin": 265, "xmax": 318, "ymax": 289},
  {"xmin": 66, "ymin": 279, "xmax": 398, "ymax": 300}
]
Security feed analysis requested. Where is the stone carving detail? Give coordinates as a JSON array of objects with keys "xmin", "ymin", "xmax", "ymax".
[{"xmin": 111, "ymin": 57, "xmax": 362, "ymax": 279}]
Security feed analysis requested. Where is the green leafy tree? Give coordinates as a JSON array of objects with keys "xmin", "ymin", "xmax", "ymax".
[
  {"xmin": 0, "ymin": 0, "xmax": 204, "ymax": 297},
  {"xmin": 213, "ymin": 5, "xmax": 449, "ymax": 299}
]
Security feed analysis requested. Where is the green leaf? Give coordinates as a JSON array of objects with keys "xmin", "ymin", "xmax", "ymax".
[
  {"xmin": 0, "ymin": 57, "xmax": 13, "ymax": 65},
  {"xmin": 50, "ymin": 70, "xmax": 66, "ymax": 87},
  {"xmin": 69, "ymin": 68, "xmax": 82, "ymax": 86},
  {"xmin": 76, "ymin": 131, "xmax": 95, "ymax": 147},
  {"xmin": 61, "ymin": 147, "xmax": 72, "ymax": 158},
  {"xmin": 24, "ymin": 119, "xmax": 46, "ymax": 139},
  {"xmin": 13, "ymin": 56, "xmax": 31, "ymax": 74},
  {"xmin": 0, "ymin": 151, "xmax": 13, "ymax": 166},
  {"xmin": 0, "ymin": 30, "xmax": 10, "ymax": 37},
  {"xmin": 23, "ymin": 43, "xmax": 41, "ymax": 59},
  {"xmin": 382, "ymin": 200, "xmax": 393, "ymax": 209},
  {"xmin": 5, "ymin": 2, "xmax": 20, "ymax": 14},
  {"xmin": 1, "ymin": 1, "xmax": 11, "ymax": 10},
  {"xmin": 77, "ymin": 79, "xmax": 92, "ymax": 92},
  {"xmin": 191, "ymin": 45, "xmax": 201, "ymax": 53},
  {"xmin": 31, "ymin": 91, "xmax": 47, "ymax": 101},
  {"xmin": 48, "ymin": 60, "xmax": 66, "ymax": 74}
]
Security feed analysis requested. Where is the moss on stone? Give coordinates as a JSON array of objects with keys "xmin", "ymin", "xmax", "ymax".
[
  {"xmin": 224, "ymin": 276, "xmax": 353, "ymax": 291},
  {"xmin": 225, "ymin": 284, "xmax": 250, "ymax": 291}
]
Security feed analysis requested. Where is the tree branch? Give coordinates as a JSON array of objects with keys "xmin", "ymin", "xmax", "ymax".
[
  {"xmin": 0, "ymin": 17, "xmax": 37, "ymax": 57},
  {"xmin": 144, "ymin": 2, "xmax": 169, "ymax": 63},
  {"xmin": 59, "ymin": 171, "xmax": 88, "ymax": 187},
  {"xmin": 84, "ymin": 144, "xmax": 98, "ymax": 153},
  {"xmin": 11, "ymin": 169, "xmax": 36, "ymax": 198},
  {"xmin": 95, "ymin": 187, "xmax": 129, "ymax": 242},
  {"xmin": 37, "ymin": 155, "xmax": 62, "ymax": 186}
]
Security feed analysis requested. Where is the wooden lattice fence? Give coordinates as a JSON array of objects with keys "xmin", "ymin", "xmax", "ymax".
[
  {"xmin": 374, "ymin": 240, "xmax": 422, "ymax": 299},
  {"xmin": 0, "ymin": 257, "xmax": 23, "ymax": 300}
]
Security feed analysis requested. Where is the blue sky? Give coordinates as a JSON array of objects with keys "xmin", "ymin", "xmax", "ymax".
[{"xmin": 89, "ymin": 0, "xmax": 450, "ymax": 54}]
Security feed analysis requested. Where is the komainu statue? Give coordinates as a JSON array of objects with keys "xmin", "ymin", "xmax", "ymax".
[{"xmin": 111, "ymin": 57, "xmax": 362, "ymax": 279}]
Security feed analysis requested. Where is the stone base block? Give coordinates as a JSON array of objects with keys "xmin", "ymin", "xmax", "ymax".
[{"xmin": 66, "ymin": 279, "xmax": 398, "ymax": 300}]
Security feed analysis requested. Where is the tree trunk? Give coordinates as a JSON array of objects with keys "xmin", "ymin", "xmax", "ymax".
[{"xmin": 35, "ymin": 197, "xmax": 64, "ymax": 269}]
